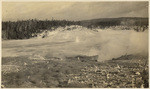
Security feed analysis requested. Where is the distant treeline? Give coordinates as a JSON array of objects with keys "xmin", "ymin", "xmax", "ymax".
[
  {"xmin": 2, "ymin": 19, "xmax": 80, "ymax": 39},
  {"xmin": 80, "ymin": 17, "xmax": 148, "ymax": 28},
  {"xmin": 2, "ymin": 17, "xmax": 148, "ymax": 39}
]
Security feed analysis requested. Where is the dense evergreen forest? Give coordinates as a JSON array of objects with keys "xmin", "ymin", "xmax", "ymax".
[
  {"xmin": 2, "ymin": 19, "xmax": 81, "ymax": 39},
  {"xmin": 2, "ymin": 17, "xmax": 148, "ymax": 40}
]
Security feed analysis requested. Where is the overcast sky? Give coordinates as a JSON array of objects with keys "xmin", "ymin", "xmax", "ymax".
[{"xmin": 2, "ymin": 2, "xmax": 148, "ymax": 21}]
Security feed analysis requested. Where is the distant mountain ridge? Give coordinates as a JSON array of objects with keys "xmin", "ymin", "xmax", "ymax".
[
  {"xmin": 81, "ymin": 17, "xmax": 148, "ymax": 22},
  {"xmin": 80, "ymin": 17, "xmax": 148, "ymax": 27}
]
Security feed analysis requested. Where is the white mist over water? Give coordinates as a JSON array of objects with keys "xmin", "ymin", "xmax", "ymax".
[
  {"xmin": 2, "ymin": 26, "xmax": 148, "ymax": 62},
  {"xmin": 90, "ymin": 30, "xmax": 148, "ymax": 61}
]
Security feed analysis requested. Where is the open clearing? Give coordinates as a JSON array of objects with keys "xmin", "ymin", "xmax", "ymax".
[{"xmin": 2, "ymin": 27, "xmax": 148, "ymax": 88}]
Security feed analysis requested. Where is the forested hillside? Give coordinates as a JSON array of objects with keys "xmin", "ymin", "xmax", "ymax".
[
  {"xmin": 2, "ymin": 20, "xmax": 80, "ymax": 39},
  {"xmin": 2, "ymin": 17, "xmax": 148, "ymax": 39}
]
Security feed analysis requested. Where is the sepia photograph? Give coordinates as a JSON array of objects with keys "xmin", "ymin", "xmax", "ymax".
[{"xmin": 1, "ymin": 1, "xmax": 149, "ymax": 88}]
